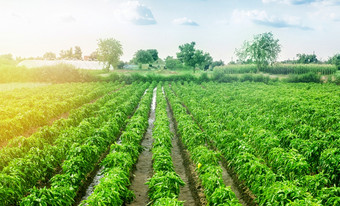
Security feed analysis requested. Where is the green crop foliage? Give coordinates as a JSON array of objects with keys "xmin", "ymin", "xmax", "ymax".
[{"xmin": 170, "ymin": 81, "xmax": 338, "ymax": 204}]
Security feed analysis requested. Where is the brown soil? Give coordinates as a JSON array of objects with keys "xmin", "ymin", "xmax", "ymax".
[
  {"xmin": 166, "ymin": 97, "xmax": 198, "ymax": 206},
  {"xmin": 126, "ymin": 88, "xmax": 157, "ymax": 206},
  {"xmin": 165, "ymin": 91, "xmax": 207, "ymax": 206}
]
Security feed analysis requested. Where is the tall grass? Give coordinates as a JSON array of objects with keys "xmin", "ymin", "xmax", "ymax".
[
  {"xmin": 263, "ymin": 64, "xmax": 337, "ymax": 75},
  {"xmin": 215, "ymin": 64, "xmax": 337, "ymax": 75}
]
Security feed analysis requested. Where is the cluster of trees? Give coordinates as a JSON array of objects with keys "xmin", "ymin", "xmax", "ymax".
[
  {"xmin": 42, "ymin": 46, "xmax": 83, "ymax": 60},
  {"xmin": 327, "ymin": 54, "xmax": 340, "ymax": 70},
  {"xmin": 296, "ymin": 53, "xmax": 318, "ymax": 64},
  {"xmin": 4, "ymin": 32, "xmax": 340, "ymax": 73},
  {"xmin": 132, "ymin": 49, "xmax": 158, "ymax": 65},
  {"xmin": 164, "ymin": 42, "xmax": 224, "ymax": 72}
]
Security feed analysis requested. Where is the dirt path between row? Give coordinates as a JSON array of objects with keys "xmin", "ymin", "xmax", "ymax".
[
  {"xmin": 170, "ymin": 85, "xmax": 251, "ymax": 206},
  {"xmin": 127, "ymin": 87, "xmax": 157, "ymax": 206},
  {"xmin": 166, "ymin": 96, "xmax": 197, "ymax": 206}
]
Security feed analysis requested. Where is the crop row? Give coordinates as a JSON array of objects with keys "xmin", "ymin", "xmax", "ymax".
[
  {"xmin": 0, "ymin": 82, "xmax": 122, "ymax": 143},
  {"xmin": 80, "ymin": 83, "xmax": 155, "ymax": 205},
  {"xmin": 171, "ymin": 82, "xmax": 339, "ymax": 205},
  {"xmin": 146, "ymin": 85, "xmax": 185, "ymax": 205},
  {"xmin": 164, "ymin": 84, "xmax": 242, "ymax": 205},
  {"xmin": 0, "ymin": 83, "xmax": 122, "ymax": 170},
  {"xmin": 0, "ymin": 82, "xmax": 149, "ymax": 205}
]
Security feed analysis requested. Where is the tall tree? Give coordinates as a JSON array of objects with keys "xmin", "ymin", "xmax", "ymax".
[
  {"xmin": 329, "ymin": 54, "xmax": 340, "ymax": 70},
  {"xmin": 177, "ymin": 42, "xmax": 197, "ymax": 72},
  {"xmin": 97, "ymin": 38, "xmax": 123, "ymax": 71},
  {"xmin": 296, "ymin": 53, "xmax": 318, "ymax": 64},
  {"xmin": 43, "ymin": 52, "xmax": 56, "ymax": 60},
  {"xmin": 235, "ymin": 32, "xmax": 281, "ymax": 72},
  {"xmin": 74, "ymin": 46, "xmax": 82, "ymax": 60},
  {"xmin": 59, "ymin": 47, "xmax": 73, "ymax": 59},
  {"xmin": 146, "ymin": 49, "xmax": 158, "ymax": 62},
  {"xmin": 133, "ymin": 50, "xmax": 154, "ymax": 65}
]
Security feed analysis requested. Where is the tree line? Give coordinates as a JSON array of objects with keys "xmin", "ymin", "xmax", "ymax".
[{"xmin": 5, "ymin": 32, "xmax": 340, "ymax": 72}]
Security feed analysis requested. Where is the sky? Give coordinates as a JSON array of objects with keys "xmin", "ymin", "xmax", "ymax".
[{"xmin": 1, "ymin": 0, "xmax": 340, "ymax": 63}]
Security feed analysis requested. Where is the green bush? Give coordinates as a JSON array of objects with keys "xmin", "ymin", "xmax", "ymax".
[{"xmin": 285, "ymin": 72, "xmax": 321, "ymax": 83}]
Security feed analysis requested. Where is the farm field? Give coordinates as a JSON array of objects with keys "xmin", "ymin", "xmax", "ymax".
[
  {"xmin": 0, "ymin": 82, "xmax": 122, "ymax": 147},
  {"xmin": 0, "ymin": 81, "xmax": 339, "ymax": 205}
]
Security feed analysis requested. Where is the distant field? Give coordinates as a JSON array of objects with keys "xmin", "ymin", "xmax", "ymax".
[{"xmin": 0, "ymin": 83, "xmax": 50, "ymax": 91}]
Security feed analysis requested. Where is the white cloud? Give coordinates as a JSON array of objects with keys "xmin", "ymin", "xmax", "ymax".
[
  {"xmin": 231, "ymin": 9, "xmax": 312, "ymax": 30},
  {"xmin": 116, "ymin": 1, "xmax": 156, "ymax": 25},
  {"xmin": 172, "ymin": 17, "xmax": 199, "ymax": 26},
  {"xmin": 262, "ymin": 0, "xmax": 340, "ymax": 5}
]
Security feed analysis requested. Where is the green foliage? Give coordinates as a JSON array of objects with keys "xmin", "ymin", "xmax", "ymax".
[
  {"xmin": 165, "ymin": 56, "xmax": 184, "ymax": 70},
  {"xmin": 147, "ymin": 49, "xmax": 159, "ymax": 62},
  {"xmin": 286, "ymin": 72, "xmax": 321, "ymax": 83},
  {"xmin": 170, "ymin": 82, "xmax": 339, "ymax": 204},
  {"xmin": 43, "ymin": 52, "xmax": 56, "ymax": 60},
  {"xmin": 97, "ymin": 38, "xmax": 123, "ymax": 71},
  {"xmin": 133, "ymin": 49, "xmax": 154, "ymax": 65},
  {"xmin": 1, "ymin": 83, "xmax": 147, "ymax": 205},
  {"xmin": 296, "ymin": 53, "xmax": 318, "ymax": 64},
  {"xmin": 165, "ymin": 84, "xmax": 242, "ymax": 205},
  {"xmin": 153, "ymin": 198, "xmax": 184, "ymax": 206},
  {"xmin": 176, "ymin": 42, "xmax": 213, "ymax": 72},
  {"xmin": 235, "ymin": 32, "xmax": 281, "ymax": 71},
  {"xmin": 319, "ymin": 148, "xmax": 340, "ymax": 186},
  {"xmin": 146, "ymin": 171, "xmax": 185, "ymax": 201},
  {"xmin": 328, "ymin": 53, "xmax": 340, "ymax": 70},
  {"xmin": 80, "ymin": 83, "xmax": 154, "ymax": 205}
]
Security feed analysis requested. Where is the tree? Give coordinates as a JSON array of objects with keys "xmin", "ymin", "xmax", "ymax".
[
  {"xmin": 200, "ymin": 52, "xmax": 213, "ymax": 70},
  {"xmin": 165, "ymin": 56, "xmax": 182, "ymax": 70},
  {"xmin": 74, "ymin": 46, "xmax": 82, "ymax": 60},
  {"xmin": 59, "ymin": 47, "xmax": 73, "ymax": 59},
  {"xmin": 296, "ymin": 53, "xmax": 318, "ymax": 64},
  {"xmin": 133, "ymin": 50, "xmax": 154, "ymax": 65},
  {"xmin": 97, "ymin": 38, "xmax": 123, "ymax": 71},
  {"xmin": 211, "ymin": 60, "xmax": 225, "ymax": 69},
  {"xmin": 89, "ymin": 51, "xmax": 98, "ymax": 61},
  {"xmin": 176, "ymin": 42, "xmax": 214, "ymax": 72},
  {"xmin": 329, "ymin": 54, "xmax": 340, "ymax": 70},
  {"xmin": 235, "ymin": 32, "xmax": 281, "ymax": 72},
  {"xmin": 43, "ymin": 52, "xmax": 56, "ymax": 60},
  {"xmin": 177, "ymin": 42, "xmax": 196, "ymax": 72},
  {"xmin": 146, "ymin": 49, "xmax": 159, "ymax": 62}
]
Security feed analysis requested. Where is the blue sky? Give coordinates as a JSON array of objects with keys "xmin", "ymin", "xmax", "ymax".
[{"xmin": 1, "ymin": 0, "xmax": 340, "ymax": 62}]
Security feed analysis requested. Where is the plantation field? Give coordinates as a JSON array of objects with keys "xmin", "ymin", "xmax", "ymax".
[
  {"xmin": 0, "ymin": 82, "xmax": 122, "ymax": 147},
  {"xmin": 0, "ymin": 81, "xmax": 339, "ymax": 205},
  {"xmin": 0, "ymin": 83, "xmax": 50, "ymax": 91}
]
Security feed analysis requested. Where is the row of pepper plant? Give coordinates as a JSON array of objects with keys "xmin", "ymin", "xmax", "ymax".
[
  {"xmin": 0, "ymin": 82, "xmax": 120, "ymax": 143},
  {"xmin": 0, "ymin": 82, "xmax": 124, "ymax": 170},
  {"xmin": 164, "ymin": 84, "xmax": 242, "ymax": 206},
  {"xmin": 146, "ymin": 84, "xmax": 185, "ymax": 205},
  {"xmin": 0, "ymin": 83, "xmax": 123, "ymax": 170},
  {"xmin": 80, "ymin": 83, "xmax": 155, "ymax": 205},
  {"xmin": 0, "ymin": 82, "xmax": 148, "ymax": 205},
  {"xmin": 171, "ymin": 81, "xmax": 339, "ymax": 205}
]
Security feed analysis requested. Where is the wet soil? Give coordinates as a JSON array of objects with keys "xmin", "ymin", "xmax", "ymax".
[
  {"xmin": 126, "ymin": 88, "xmax": 157, "ymax": 206},
  {"xmin": 166, "ymin": 97, "xmax": 199, "ymax": 206},
  {"xmin": 220, "ymin": 162, "xmax": 248, "ymax": 205}
]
